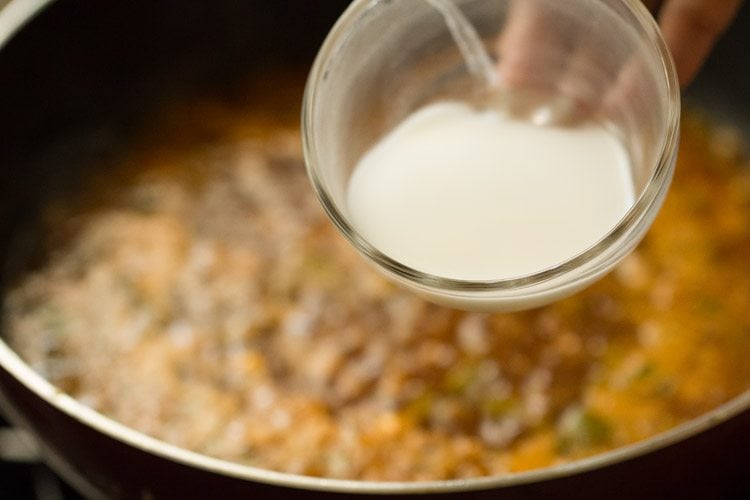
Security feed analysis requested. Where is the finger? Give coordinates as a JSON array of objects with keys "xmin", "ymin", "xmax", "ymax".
[
  {"xmin": 658, "ymin": 0, "xmax": 743, "ymax": 86},
  {"xmin": 546, "ymin": 4, "xmax": 639, "ymax": 125},
  {"xmin": 496, "ymin": 0, "xmax": 575, "ymax": 89}
]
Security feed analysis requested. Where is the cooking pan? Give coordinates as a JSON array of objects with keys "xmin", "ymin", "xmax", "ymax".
[{"xmin": 0, "ymin": 1, "xmax": 748, "ymax": 498}]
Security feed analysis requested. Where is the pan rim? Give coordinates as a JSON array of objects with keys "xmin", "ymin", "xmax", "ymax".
[{"xmin": 1, "ymin": 337, "xmax": 749, "ymax": 494}]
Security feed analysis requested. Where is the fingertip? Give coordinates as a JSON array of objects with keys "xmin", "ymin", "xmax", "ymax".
[{"xmin": 658, "ymin": 0, "xmax": 743, "ymax": 87}]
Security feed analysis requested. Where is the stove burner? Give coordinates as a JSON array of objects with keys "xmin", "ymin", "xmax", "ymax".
[{"xmin": 0, "ymin": 417, "xmax": 81, "ymax": 499}]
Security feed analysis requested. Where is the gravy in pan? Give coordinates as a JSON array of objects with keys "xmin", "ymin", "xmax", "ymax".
[{"xmin": 4, "ymin": 71, "xmax": 750, "ymax": 480}]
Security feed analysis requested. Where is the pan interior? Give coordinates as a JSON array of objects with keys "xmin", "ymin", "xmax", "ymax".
[{"xmin": 0, "ymin": 0, "xmax": 749, "ymax": 493}]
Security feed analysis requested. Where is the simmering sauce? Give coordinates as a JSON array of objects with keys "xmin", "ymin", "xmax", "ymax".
[{"xmin": 3, "ymin": 72, "xmax": 749, "ymax": 481}]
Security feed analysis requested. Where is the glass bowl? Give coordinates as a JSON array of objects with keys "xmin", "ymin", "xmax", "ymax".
[{"xmin": 302, "ymin": 0, "xmax": 680, "ymax": 311}]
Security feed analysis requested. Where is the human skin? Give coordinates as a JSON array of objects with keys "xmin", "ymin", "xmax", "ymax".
[
  {"xmin": 650, "ymin": 0, "xmax": 744, "ymax": 86},
  {"xmin": 499, "ymin": 0, "xmax": 745, "ymax": 89}
]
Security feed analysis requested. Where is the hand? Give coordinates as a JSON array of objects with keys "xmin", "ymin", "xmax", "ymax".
[
  {"xmin": 498, "ymin": 0, "xmax": 744, "ymax": 92},
  {"xmin": 651, "ymin": 0, "xmax": 744, "ymax": 86}
]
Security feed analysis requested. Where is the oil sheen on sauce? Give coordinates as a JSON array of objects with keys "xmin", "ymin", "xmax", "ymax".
[{"xmin": 346, "ymin": 101, "xmax": 635, "ymax": 281}]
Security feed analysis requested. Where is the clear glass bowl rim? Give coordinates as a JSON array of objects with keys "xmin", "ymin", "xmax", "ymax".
[{"xmin": 302, "ymin": 0, "xmax": 681, "ymax": 295}]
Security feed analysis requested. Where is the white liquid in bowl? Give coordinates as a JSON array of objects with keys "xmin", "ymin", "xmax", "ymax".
[{"xmin": 347, "ymin": 101, "xmax": 635, "ymax": 282}]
